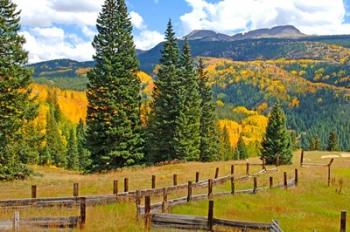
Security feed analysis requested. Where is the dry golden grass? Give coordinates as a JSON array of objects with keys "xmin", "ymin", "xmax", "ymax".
[{"xmin": 1, "ymin": 151, "xmax": 350, "ymax": 231}]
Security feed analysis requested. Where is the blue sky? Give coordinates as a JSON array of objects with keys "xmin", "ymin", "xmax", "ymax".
[{"xmin": 13, "ymin": 0, "xmax": 350, "ymax": 63}]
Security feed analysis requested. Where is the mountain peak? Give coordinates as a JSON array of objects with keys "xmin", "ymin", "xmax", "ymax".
[{"xmin": 184, "ymin": 30, "xmax": 232, "ymax": 41}]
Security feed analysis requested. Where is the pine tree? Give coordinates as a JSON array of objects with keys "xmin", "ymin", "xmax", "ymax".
[
  {"xmin": 76, "ymin": 119, "xmax": 90, "ymax": 171},
  {"xmin": 261, "ymin": 103, "xmax": 293, "ymax": 165},
  {"xmin": 39, "ymin": 146, "xmax": 51, "ymax": 166},
  {"xmin": 47, "ymin": 90, "xmax": 62, "ymax": 122},
  {"xmin": 66, "ymin": 128, "xmax": 79, "ymax": 170},
  {"xmin": 146, "ymin": 20, "xmax": 180, "ymax": 162},
  {"xmin": 86, "ymin": 0, "xmax": 143, "ymax": 171},
  {"xmin": 219, "ymin": 126, "xmax": 233, "ymax": 161},
  {"xmin": 237, "ymin": 134, "xmax": 248, "ymax": 160},
  {"xmin": 46, "ymin": 109, "xmax": 66, "ymax": 167},
  {"xmin": 198, "ymin": 58, "xmax": 219, "ymax": 162},
  {"xmin": 0, "ymin": 0, "xmax": 38, "ymax": 180},
  {"xmin": 173, "ymin": 39, "xmax": 202, "ymax": 161},
  {"xmin": 327, "ymin": 131, "xmax": 338, "ymax": 151}
]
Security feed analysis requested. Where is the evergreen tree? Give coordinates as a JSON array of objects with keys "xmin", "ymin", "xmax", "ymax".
[
  {"xmin": 0, "ymin": 0, "xmax": 37, "ymax": 180},
  {"xmin": 173, "ymin": 39, "xmax": 202, "ymax": 161},
  {"xmin": 198, "ymin": 58, "xmax": 219, "ymax": 162},
  {"xmin": 39, "ymin": 146, "xmax": 51, "ymax": 166},
  {"xmin": 46, "ymin": 109, "xmax": 66, "ymax": 167},
  {"xmin": 237, "ymin": 134, "xmax": 248, "ymax": 160},
  {"xmin": 261, "ymin": 103, "xmax": 293, "ymax": 165},
  {"xmin": 47, "ymin": 90, "xmax": 62, "ymax": 122},
  {"xmin": 76, "ymin": 119, "xmax": 90, "ymax": 171},
  {"xmin": 327, "ymin": 131, "xmax": 338, "ymax": 151},
  {"xmin": 146, "ymin": 20, "xmax": 180, "ymax": 162},
  {"xmin": 66, "ymin": 128, "xmax": 79, "ymax": 170},
  {"xmin": 86, "ymin": 0, "xmax": 143, "ymax": 171},
  {"xmin": 219, "ymin": 126, "xmax": 233, "ymax": 161}
]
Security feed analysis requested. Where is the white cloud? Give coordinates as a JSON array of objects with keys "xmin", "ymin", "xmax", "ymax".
[
  {"xmin": 180, "ymin": 0, "xmax": 350, "ymax": 35},
  {"xmin": 13, "ymin": 0, "xmax": 163, "ymax": 62},
  {"xmin": 134, "ymin": 30, "xmax": 164, "ymax": 50},
  {"xmin": 130, "ymin": 11, "xmax": 145, "ymax": 29}
]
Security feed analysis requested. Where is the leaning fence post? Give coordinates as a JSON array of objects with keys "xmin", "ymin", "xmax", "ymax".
[
  {"xmin": 300, "ymin": 150, "xmax": 304, "ymax": 167},
  {"xmin": 196, "ymin": 172, "xmax": 200, "ymax": 183},
  {"xmin": 215, "ymin": 167, "xmax": 219, "ymax": 179},
  {"xmin": 80, "ymin": 197, "xmax": 86, "ymax": 228},
  {"xmin": 231, "ymin": 165, "xmax": 235, "ymax": 175},
  {"xmin": 328, "ymin": 158, "xmax": 334, "ymax": 187},
  {"xmin": 144, "ymin": 196, "xmax": 151, "ymax": 231},
  {"xmin": 124, "ymin": 178, "xmax": 129, "ymax": 193},
  {"xmin": 284, "ymin": 172, "xmax": 288, "ymax": 189},
  {"xmin": 230, "ymin": 176, "xmax": 235, "ymax": 195},
  {"xmin": 187, "ymin": 181, "xmax": 193, "ymax": 202},
  {"xmin": 340, "ymin": 210, "xmax": 347, "ymax": 232},
  {"xmin": 208, "ymin": 200, "xmax": 214, "ymax": 232},
  {"xmin": 113, "ymin": 180, "xmax": 118, "ymax": 195},
  {"xmin": 13, "ymin": 211, "xmax": 19, "ymax": 232},
  {"xmin": 269, "ymin": 176, "xmax": 273, "ymax": 189},
  {"xmin": 135, "ymin": 190, "xmax": 141, "ymax": 220},
  {"xmin": 173, "ymin": 174, "xmax": 177, "ymax": 186},
  {"xmin": 262, "ymin": 158, "xmax": 266, "ymax": 170},
  {"xmin": 31, "ymin": 185, "xmax": 37, "ymax": 199},
  {"xmin": 295, "ymin": 169, "xmax": 298, "ymax": 186},
  {"xmin": 253, "ymin": 177, "xmax": 258, "ymax": 194},
  {"xmin": 73, "ymin": 183, "xmax": 79, "ymax": 197},
  {"xmin": 208, "ymin": 179, "xmax": 213, "ymax": 199},
  {"xmin": 151, "ymin": 175, "xmax": 156, "ymax": 189},
  {"xmin": 246, "ymin": 163, "xmax": 250, "ymax": 176},
  {"xmin": 162, "ymin": 188, "xmax": 168, "ymax": 213}
]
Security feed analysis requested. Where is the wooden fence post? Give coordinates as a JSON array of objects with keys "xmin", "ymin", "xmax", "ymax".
[
  {"xmin": 162, "ymin": 188, "xmax": 168, "ymax": 213},
  {"xmin": 340, "ymin": 210, "xmax": 347, "ymax": 232},
  {"xmin": 31, "ymin": 185, "xmax": 37, "ymax": 199},
  {"xmin": 80, "ymin": 197, "xmax": 86, "ymax": 228},
  {"xmin": 246, "ymin": 163, "xmax": 250, "ymax": 176},
  {"xmin": 135, "ymin": 190, "xmax": 141, "ymax": 220},
  {"xmin": 231, "ymin": 176, "xmax": 235, "ymax": 195},
  {"xmin": 208, "ymin": 200, "xmax": 214, "ymax": 232},
  {"xmin": 187, "ymin": 181, "xmax": 193, "ymax": 202},
  {"xmin": 231, "ymin": 165, "xmax": 235, "ymax": 175},
  {"xmin": 208, "ymin": 179, "xmax": 213, "ymax": 199},
  {"xmin": 328, "ymin": 158, "xmax": 334, "ymax": 187},
  {"xmin": 253, "ymin": 177, "xmax": 257, "ymax": 194},
  {"xmin": 300, "ymin": 150, "xmax": 304, "ymax": 167},
  {"xmin": 284, "ymin": 172, "xmax": 288, "ymax": 189},
  {"xmin": 215, "ymin": 167, "xmax": 219, "ymax": 179},
  {"xmin": 269, "ymin": 176, "xmax": 273, "ymax": 189},
  {"xmin": 196, "ymin": 172, "xmax": 200, "ymax": 183},
  {"xmin": 295, "ymin": 169, "xmax": 298, "ymax": 186},
  {"xmin": 151, "ymin": 175, "xmax": 156, "ymax": 189},
  {"xmin": 73, "ymin": 183, "xmax": 79, "ymax": 197},
  {"xmin": 113, "ymin": 180, "xmax": 118, "ymax": 195},
  {"xmin": 13, "ymin": 211, "xmax": 19, "ymax": 232},
  {"xmin": 173, "ymin": 174, "xmax": 177, "ymax": 186},
  {"xmin": 144, "ymin": 196, "xmax": 151, "ymax": 231},
  {"xmin": 124, "ymin": 178, "xmax": 129, "ymax": 193},
  {"xmin": 262, "ymin": 158, "xmax": 266, "ymax": 170}
]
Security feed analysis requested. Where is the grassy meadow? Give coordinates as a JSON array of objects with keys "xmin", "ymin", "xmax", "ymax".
[{"xmin": 1, "ymin": 151, "xmax": 350, "ymax": 231}]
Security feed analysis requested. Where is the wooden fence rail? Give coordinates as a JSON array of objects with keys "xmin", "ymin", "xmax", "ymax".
[
  {"xmin": 151, "ymin": 200, "xmax": 283, "ymax": 232},
  {"xmin": 0, "ymin": 166, "xmax": 277, "ymax": 209}
]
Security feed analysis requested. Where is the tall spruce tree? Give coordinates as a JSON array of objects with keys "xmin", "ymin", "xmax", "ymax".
[
  {"xmin": 66, "ymin": 128, "xmax": 79, "ymax": 170},
  {"xmin": 76, "ymin": 119, "xmax": 90, "ymax": 171},
  {"xmin": 237, "ymin": 135, "xmax": 248, "ymax": 160},
  {"xmin": 198, "ymin": 59, "xmax": 219, "ymax": 162},
  {"xmin": 261, "ymin": 103, "xmax": 292, "ymax": 165},
  {"xmin": 86, "ymin": 0, "xmax": 143, "ymax": 171},
  {"xmin": 146, "ymin": 20, "xmax": 180, "ymax": 162},
  {"xmin": 327, "ymin": 131, "xmax": 338, "ymax": 151},
  {"xmin": 173, "ymin": 39, "xmax": 202, "ymax": 161},
  {"xmin": 219, "ymin": 126, "xmax": 233, "ymax": 161},
  {"xmin": 0, "ymin": 0, "xmax": 37, "ymax": 180},
  {"xmin": 46, "ymin": 109, "xmax": 66, "ymax": 167}
]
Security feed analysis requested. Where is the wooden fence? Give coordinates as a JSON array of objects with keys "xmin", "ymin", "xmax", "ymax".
[
  {"xmin": 0, "ymin": 197, "xmax": 86, "ymax": 231},
  {"xmin": 0, "ymin": 164, "xmax": 275, "ymax": 208},
  {"xmin": 150, "ymin": 200, "xmax": 283, "ymax": 232}
]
